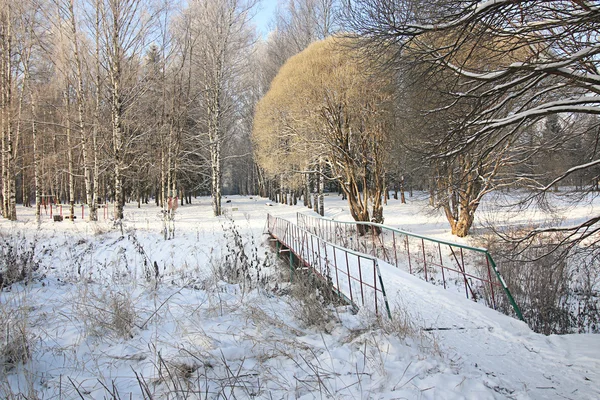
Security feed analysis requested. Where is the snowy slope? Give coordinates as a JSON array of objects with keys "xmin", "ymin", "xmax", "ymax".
[
  {"xmin": 0, "ymin": 194, "xmax": 598, "ymax": 399},
  {"xmin": 378, "ymin": 261, "xmax": 600, "ymax": 399}
]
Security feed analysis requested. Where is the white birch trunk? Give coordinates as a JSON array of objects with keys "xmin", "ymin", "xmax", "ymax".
[
  {"xmin": 31, "ymin": 94, "xmax": 41, "ymax": 223},
  {"xmin": 67, "ymin": 0, "xmax": 94, "ymax": 221},
  {"xmin": 64, "ymin": 87, "xmax": 75, "ymax": 220}
]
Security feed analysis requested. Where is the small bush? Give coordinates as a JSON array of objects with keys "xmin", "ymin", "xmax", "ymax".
[
  {"xmin": 1, "ymin": 325, "xmax": 30, "ymax": 369},
  {"xmin": 76, "ymin": 286, "xmax": 137, "ymax": 339},
  {"xmin": 216, "ymin": 218, "xmax": 270, "ymax": 291},
  {"xmin": 0, "ymin": 301, "xmax": 32, "ymax": 371},
  {"xmin": 483, "ymin": 231, "xmax": 599, "ymax": 334},
  {"xmin": 0, "ymin": 235, "xmax": 39, "ymax": 288},
  {"xmin": 288, "ymin": 271, "xmax": 338, "ymax": 330}
]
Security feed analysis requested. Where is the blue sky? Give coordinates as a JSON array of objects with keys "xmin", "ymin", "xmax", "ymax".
[{"xmin": 253, "ymin": 0, "xmax": 279, "ymax": 37}]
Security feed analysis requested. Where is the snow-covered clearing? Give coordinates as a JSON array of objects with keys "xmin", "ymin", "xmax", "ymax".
[{"xmin": 1, "ymin": 194, "xmax": 599, "ymax": 399}]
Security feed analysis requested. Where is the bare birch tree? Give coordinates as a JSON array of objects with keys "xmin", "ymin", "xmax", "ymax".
[
  {"xmin": 0, "ymin": 0, "xmax": 18, "ymax": 220},
  {"xmin": 98, "ymin": 0, "xmax": 152, "ymax": 222},
  {"xmin": 186, "ymin": 0, "xmax": 255, "ymax": 216}
]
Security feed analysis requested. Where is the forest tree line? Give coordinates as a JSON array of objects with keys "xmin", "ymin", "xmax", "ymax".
[
  {"xmin": 1, "ymin": 0, "xmax": 599, "ymax": 244},
  {"xmin": 0, "ymin": 0, "xmax": 330, "ymax": 222}
]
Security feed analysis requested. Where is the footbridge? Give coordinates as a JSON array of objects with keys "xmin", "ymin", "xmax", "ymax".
[{"xmin": 267, "ymin": 213, "xmax": 523, "ymax": 321}]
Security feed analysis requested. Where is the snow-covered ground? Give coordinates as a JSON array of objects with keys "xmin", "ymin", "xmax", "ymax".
[{"xmin": 1, "ymin": 193, "xmax": 598, "ymax": 399}]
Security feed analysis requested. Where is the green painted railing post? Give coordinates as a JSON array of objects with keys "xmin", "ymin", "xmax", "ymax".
[
  {"xmin": 289, "ymin": 252, "xmax": 294, "ymax": 282},
  {"xmin": 486, "ymin": 253, "xmax": 524, "ymax": 321},
  {"xmin": 375, "ymin": 261, "xmax": 393, "ymax": 320}
]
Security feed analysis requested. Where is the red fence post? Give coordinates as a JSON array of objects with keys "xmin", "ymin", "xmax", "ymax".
[
  {"xmin": 373, "ymin": 259, "xmax": 378, "ymax": 314},
  {"xmin": 406, "ymin": 236, "xmax": 412, "ymax": 274},
  {"xmin": 333, "ymin": 246, "xmax": 340, "ymax": 294},
  {"xmin": 392, "ymin": 231, "xmax": 398, "ymax": 268},
  {"xmin": 439, "ymin": 243, "xmax": 446, "ymax": 289},
  {"xmin": 358, "ymin": 257, "xmax": 365, "ymax": 305},
  {"xmin": 345, "ymin": 252, "xmax": 353, "ymax": 303},
  {"xmin": 460, "ymin": 248, "xmax": 468, "ymax": 299},
  {"xmin": 317, "ymin": 235, "xmax": 323, "ymax": 273}
]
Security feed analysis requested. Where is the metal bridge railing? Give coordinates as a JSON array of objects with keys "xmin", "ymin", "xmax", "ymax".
[
  {"xmin": 267, "ymin": 214, "xmax": 392, "ymax": 319},
  {"xmin": 296, "ymin": 213, "xmax": 524, "ymax": 321}
]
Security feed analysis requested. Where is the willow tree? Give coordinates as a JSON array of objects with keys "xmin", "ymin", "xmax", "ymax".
[{"xmin": 253, "ymin": 37, "xmax": 395, "ymax": 231}]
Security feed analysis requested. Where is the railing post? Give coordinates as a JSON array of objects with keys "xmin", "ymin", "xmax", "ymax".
[
  {"xmin": 310, "ymin": 235, "xmax": 316, "ymax": 266},
  {"xmin": 317, "ymin": 235, "xmax": 323, "ymax": 273},
  {"xmin": 421, "ymin": 238, "xmax": 428, "ymax": 282},
  {"xmin": 373, "ymin": 259, "xmax": 378, "ymax": 314},
  {"xmin": 486, "ymin": 252, "xmax": 524, "ymax": 321},
  {"xmin": 323, "ymin": 239, "xmax": 329, "ymax": 278},
  {"xmin": 301, "ymin": 231, "xmax": 308, "ymax": 261},
  {"xmin": 439, "ymin": 243, "xmax": 446, "ymax": 289},
  {"xmin": 289, "ymin": 251, "xmax": 294, "ymax": 282},
  {"xmin": 460, "ymin": 248, "xmax": 468, "ymax": 299},
  {"xmin": 486, "ymin": 256, "xmax": 496, "ymax": 309},
  {"xmin": 358, "ymin": 256, "xmax": 365, "ymax": 305},
  {"xmin": 333, "ymin": 246, "xmax": 340, "ymax": 297},
  {"xmin": 375, "ymin": 260, "xmax": 393, "ymax": 320},
  {"xmin": 345, "ymin": 252, "xmax": 353, "ymax": 303},
  {"xmin": 405, "ymin": 235, "xmax": 412, "ymax": 274},
  {"xmin": 392, "ymin": 231, "xmax": 398, "ymax": 268}
]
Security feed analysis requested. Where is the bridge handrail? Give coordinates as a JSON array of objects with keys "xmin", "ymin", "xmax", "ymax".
[
  {"xmin": 297, "ymin": 212, "xmax": 524, "ymax": 321},
  {"xmin": 267, "ymin": 214, "xmax": 392, "ymax": 319}
]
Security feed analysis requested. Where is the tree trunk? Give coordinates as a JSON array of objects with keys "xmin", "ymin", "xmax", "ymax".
[
  {"xmin": 208, "ymin": 83, "xmax": 222, "ymax": 216},
  {"xmin": 68, "ymin": 0, "xmax": 94, "ymax": 221},
  {"xmin": 400, "ymin": 176, "xmax": 406, "ymax": 204},
  {"xmin": 1, "ymin": 6, "xmax": 16, "ymax": 220},
  {"xmin": 31, "ymin": 93, "xmax": 41, "ymax": 223},
  {"xmin": 112, "ymin": 85, "xmax": 124, "ymax": 221},
  {"xmin": 64, "ymin": 87, "xmax": 75, "ymax": 221}
]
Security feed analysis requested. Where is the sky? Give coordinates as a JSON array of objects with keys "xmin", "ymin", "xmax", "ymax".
[{"xmin": 253, "ymin": 0, "xmax": 279, "ymax": 37}]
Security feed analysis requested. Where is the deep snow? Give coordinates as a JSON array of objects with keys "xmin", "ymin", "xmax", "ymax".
[{"xmin": 0, "ymin": 193, "xmax": 598, "ymax": 399}]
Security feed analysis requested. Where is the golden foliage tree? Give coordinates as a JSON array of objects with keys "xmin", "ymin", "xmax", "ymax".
[{"xmin": 253, "ymin": 37, "xmax": 395, "ymax": 231}]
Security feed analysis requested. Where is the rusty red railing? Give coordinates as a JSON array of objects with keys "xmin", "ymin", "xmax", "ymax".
[
  {"xmin": 267, "ymin": 214, "xmax": 392, "ymax": 319},
  {"xmin": 296, "ymin": 213, "xmax": 524, "ymax": 321}
]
